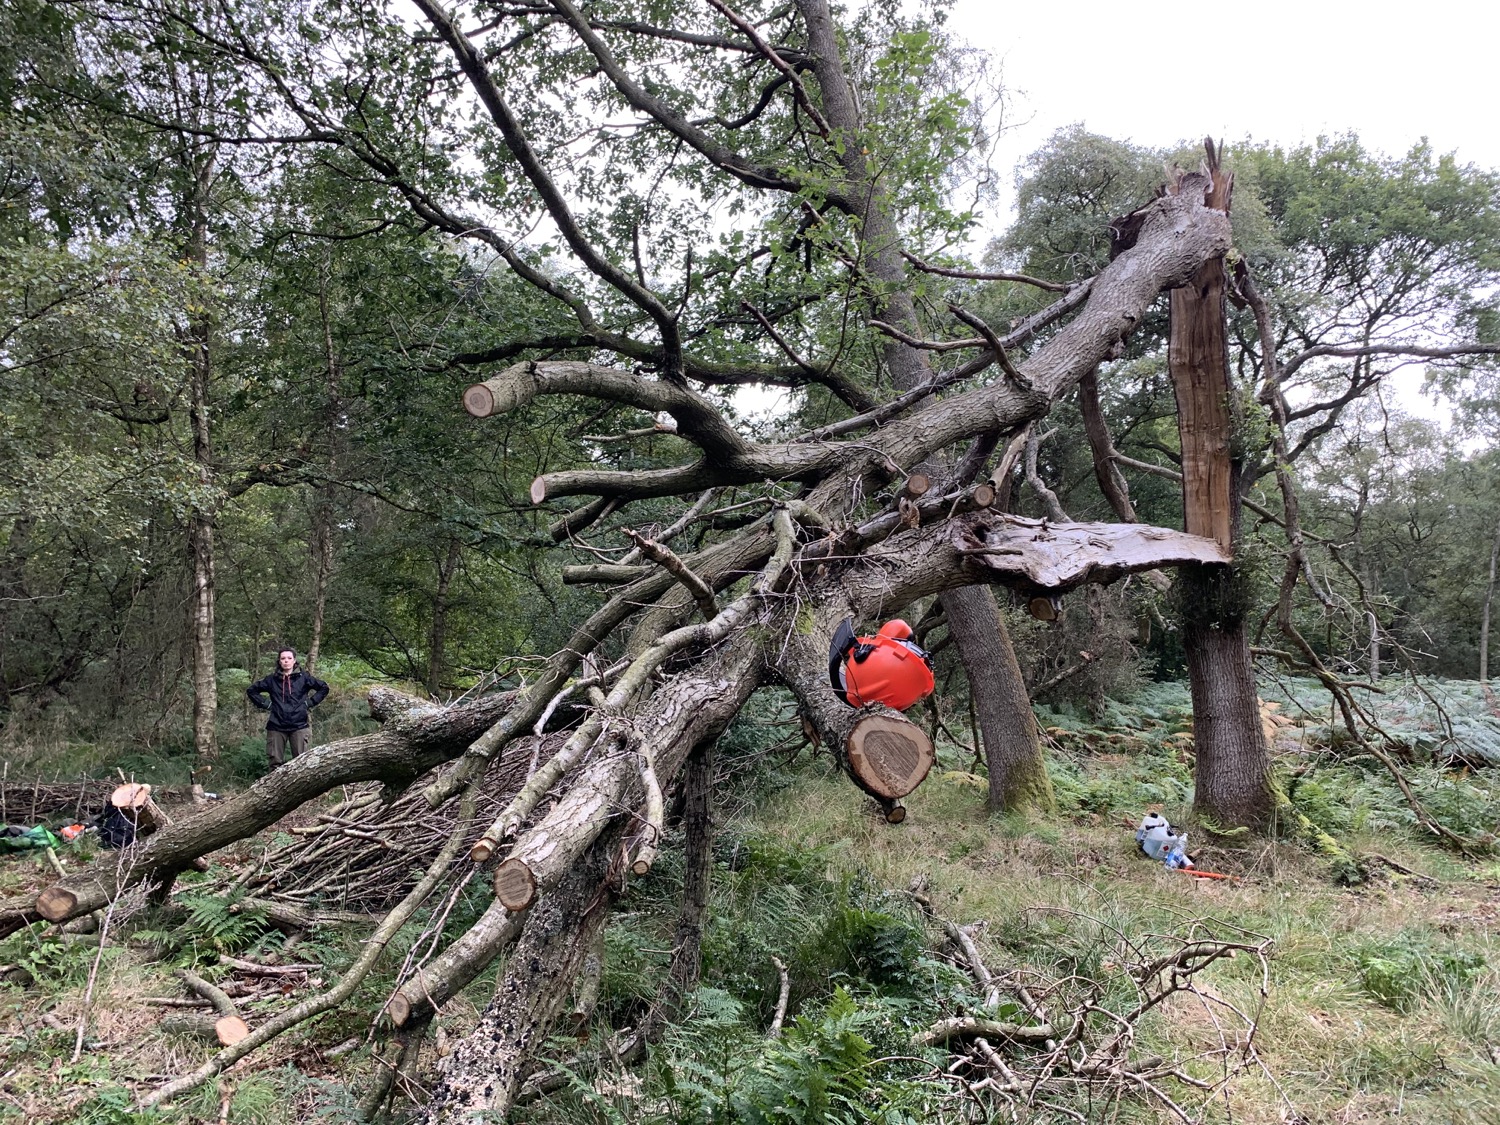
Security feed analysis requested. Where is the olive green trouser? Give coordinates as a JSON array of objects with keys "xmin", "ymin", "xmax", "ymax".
[{"xmin": 267, "ymin": 727, "xmax": 310, "ymax": 767}]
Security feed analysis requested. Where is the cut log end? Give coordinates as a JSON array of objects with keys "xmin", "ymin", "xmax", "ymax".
[
  {"xmin": 111, "ymin": 783, "xmax": 152, "ymax": 810},
  {"xmin": 529, "ymin": 477, "xmax": 548, "ymax": 505},
  {"xmin": 1027, "ymin": 596, "xmax": 1060, "ymax": 621},
  {"xmin": 215, "ymin": 1015, "xmax": 250, "ymax": 1046},
  {"xmin": 111, "ymin": 782, "xmax": 166, "ymax": 836},
  {"xmin": 846, "ymin": 713, "xmax": 935, "ymax": 800},
  {"xmin": 493, "ymin": 858, "xmax": 538, "ymax": 912},
  {"xmin": 36, "ymin": 885, "xmax": 79, "ymax": 923},
  {"xmin": 462, "ymin": 383, "xmax": 495, "ymax": 417},
  {"xmin": 882, "ymin": 800, "xmax": 907, "ymax": 825},
  {"xmin": 387, "ymin": 993, "xmax": 412, "ymax": 1028},
  {"xmin": 901, "ymin": 472, "xmax": 931, "ymax": 499},
  {"xmin": 469, "ymin": 839, "xmax": 497, "ymax": 864},
  {"xmin": 971, "ymin": 483, "xmax": 996, "ymax": 509}
]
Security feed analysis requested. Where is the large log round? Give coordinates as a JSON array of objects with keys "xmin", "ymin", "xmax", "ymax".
[
  {"xmin": 112, "ymin": 783, "xmax": 166, "ymax": 836},
  {"xmin": 845, "ymin": 713, "xmax": 934, "ymax": 800}
]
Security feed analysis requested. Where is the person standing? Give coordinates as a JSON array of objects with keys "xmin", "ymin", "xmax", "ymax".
[{"xmin": 246, "ymin": 647, "xmax": 329, "ymax": 767}]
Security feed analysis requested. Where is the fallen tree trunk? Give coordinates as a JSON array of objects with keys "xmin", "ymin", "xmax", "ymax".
[
  {"xmin": 415, "ymin": 632, "xmax": 767, "ymax": 1119},
  {"xmin": 18, "ymin": 687, "xmax": 517, "ymax": 935},
  {"xmin": 421, "ymin": 834, "xmax": 620, "ymax": 1124}
]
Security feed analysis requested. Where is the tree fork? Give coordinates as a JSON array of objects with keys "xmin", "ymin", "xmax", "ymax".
[
  {"xmin": 468, "ymin": 525, "xmax": 784, "ymax": 863},
  {"xmin": 424, "ymin": 531, "xmax": 771, "ymax": 810}
]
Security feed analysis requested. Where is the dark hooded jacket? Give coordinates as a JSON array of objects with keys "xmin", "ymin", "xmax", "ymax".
[{"xmin": 246, "ymin": 664, "xmax": 329, "ymax": 732}]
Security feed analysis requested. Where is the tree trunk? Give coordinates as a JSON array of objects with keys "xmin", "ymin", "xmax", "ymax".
[
  {"xmin": 420, "ymin": 833, "xmax": 618, "ymax": 1125},
  {"xmin": 942, "ymin": 585, "xmax": 1054, "ymax": 813},
  {"xmin": 307, "ymin": 499, "xmax": 334, "ymax": 674},
  {"xmin": 308, "ymin": 260, "xmax": 344, "ymax": 675},
  {"xmin": 1482, "ymin": 515, "xmax": 1500, "ymax": 683},
  {"xmin": 798, "ymin": 0, "xmax": 1052, "ymax": 810},
  {"xmin": 187, "ymin": 511, "xmax": 216, "ymax": 789},
  {"xmin": 1167, "ymin": 149, "xmax": 1275, "ymax": 832},
  {"xmin": 662, "ymin": 741, "xmax": 714, "ymax": 1019},
  {"xmin": 0, "ymin": 515, "xmax": 33, "ymax": 703},
  {"xmin": 1078, "ymin": 369, "xmax": 1137, "ymax": 522},
  {"xmin": 1180, "ymin": 566, "xmax": 1273, "ymax": 830},
  {"xmin": 428, "ymin": 538, "xmax": 462, "ymax": 695},
  {"xmin": 185, "ymin": 152, "xmax": 219, "ymax": 798}
]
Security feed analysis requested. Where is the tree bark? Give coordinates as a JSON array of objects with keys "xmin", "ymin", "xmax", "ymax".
[
  {"xmin": 1166, "ymin": 150, "xmax": 1275, "ymax": 832},
  {"xmin": 658, "ymin": 741, "xmax": 714, "ymax": 1028},
  {"xmin": 943, "ymin": 585, "xmax": 1055, "ymax": 813},
  {"xmin": 1078, "ymin": 369, "xmax": 1137, "ymax": 522},
  {"xmin": 420, "ymin": 834, "xmax": 618, "ymax": 1125},
  {"xmin": 386, "ymin": 900, "xmax": 523, "ymax": 1028},
  {"xmin": 0, "ymin": 516, "xmax": 33, "ymax": 703},
  {"xmin": 427, "ymin": 538, "xmax": 462, "ymax": 695},
  {"xmin": 307, "ymin": 500, "xmax": 334, "ymax": 674},
  {"xmin": 308, "ymin": 257, "xmax": 344, "ymax": 675},
  {"xmin": 1482, "ymin": 515, "xmax": 1500, "ymax": 683},
  {"xmin": 1180, "ymin": 565, "xmax": 1273, "ymax": 831},
  {"xmin": 185, "ymin": 149, "xmax": 219, "ymax": 799}
]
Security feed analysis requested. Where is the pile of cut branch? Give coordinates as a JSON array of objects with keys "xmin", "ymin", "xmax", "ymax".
[
  {"xmin": 226, "ymin": 766, "xmax": 545, "ymax": 912},
  {"xmin": 0, "ymin": 774, "xmax": 193, "ymax": 826}
]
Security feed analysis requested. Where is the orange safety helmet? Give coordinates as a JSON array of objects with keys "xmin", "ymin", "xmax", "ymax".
[
  {"xmin": 878, "ymin": 619, "xmax": 913, "ymax": 641},
  {"xmin": 828, "ymin": 618, "xmax": 935, "ymax": 712}
]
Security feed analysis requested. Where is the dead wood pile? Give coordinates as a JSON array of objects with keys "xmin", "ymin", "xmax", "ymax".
[
  {"xmin": 0, "ymin": 775, "xmax": 195, "ymax": 825},
  {"xmin": 229, "ymin": 751, "xmax": 545, "ymax": 912},
  {"xmin": 909, "ymin": 885, "xmax": 1278, "ymax": 1121}
]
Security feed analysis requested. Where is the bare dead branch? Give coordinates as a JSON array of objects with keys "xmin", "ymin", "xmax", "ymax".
[
  {"xmin": 621, "ymin": 528, "xmax": 719, "ymax": 620},
  {"xmin": 902, "ymin": 250, "xmax": 1072, "ymax": 292}
]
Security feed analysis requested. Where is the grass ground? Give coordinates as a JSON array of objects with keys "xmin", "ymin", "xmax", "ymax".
[
  {"xmin": 742, "ymin": 764, "xmax": 1500, "ymax": 1124},
  {"xmin": 1, "ymin": 678, "xmax": 1498, "ymax": 1123}
]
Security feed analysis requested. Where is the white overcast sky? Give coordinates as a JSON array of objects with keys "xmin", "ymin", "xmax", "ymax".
[
  {"xmin": 948, "ymin": 0, "xmax": 1499, "ymax": 229},
  {"xmin": 943, "ymin": 0, "xmax": 1496, "ymax": 421}
]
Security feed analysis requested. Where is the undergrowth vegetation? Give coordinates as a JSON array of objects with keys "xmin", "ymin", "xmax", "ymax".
[
  {"xmin": 1, "ymin": 679, "xmax": 1498, "ymax": 1122},
  {"xmin": 0, "ymin": 656, "xmax": 388, "ymax": 787}
]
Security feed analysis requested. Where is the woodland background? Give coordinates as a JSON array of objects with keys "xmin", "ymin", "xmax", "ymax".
[{"xmin": 2, "ymin": 0, "xmax": 1500, "ymax": 1123}]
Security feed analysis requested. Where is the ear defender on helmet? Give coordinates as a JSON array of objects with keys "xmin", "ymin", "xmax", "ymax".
[{"xmin": 828, "ymin": 617, "xmax": 859, "ymax": 704}]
